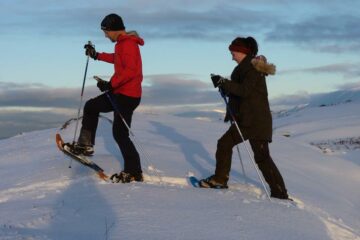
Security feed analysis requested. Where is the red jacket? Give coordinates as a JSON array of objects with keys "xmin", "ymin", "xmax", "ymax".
[{"xmin": 97, "ymin": 34, "xmax": 144, "ymax": 98}]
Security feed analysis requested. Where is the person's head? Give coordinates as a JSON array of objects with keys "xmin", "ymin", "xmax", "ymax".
[
  {"xmin": 101, "ymin": 13, "xmax": 126, "ymax": 42},
  {"xmin": 228, "ymin": 36, "xmax": 258, "ymax": 64}
]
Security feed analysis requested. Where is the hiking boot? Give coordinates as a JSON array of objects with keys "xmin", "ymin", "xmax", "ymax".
[
  {"xmin": 70, "ymin": 143, "xmax": 94, "ymax": 156},
  {"xmin": 271, "ymin": 192, "xmax": 289, "ymax": 200},
  {"xmin": 76, "ymin": 129, "xmax": 94, "ymax": 156},
  {"xmin": 271, "ymin": 184, "xmax": 289, "ymax": 200},
  {"xmin": 199, "ymin": 175, "xmax": 228, "ymax": 189},
  {"xmin": 110, "ymin": 171, "xmax": 144, "ymax": 183}
]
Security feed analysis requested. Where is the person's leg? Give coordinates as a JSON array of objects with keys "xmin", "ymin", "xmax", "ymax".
[
  {"xmin": 214, "ymin": 124, "xmax": 245, "ymax": 183},
  {"xmin": 111, "ymin": 94, "xmax": 141, "ymax": 177},
  {"xmin": 249, "ymin": 140, "xmax": 288, "ymax": 199},
  {"xmin": 79, "ymin": 94, "xmax": 113, "ymax": 145},
  {"xmin": 199, "ymin": 124, "xmax": 244, "ymax": 188},
  {"xmin": 70, "ymin": 94, "xmax": 113, "ymax": 156}
]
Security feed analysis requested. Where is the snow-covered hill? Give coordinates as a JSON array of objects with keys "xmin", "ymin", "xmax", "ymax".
[
  {"xmin": 0, "ymin": 101, "xmax": 359, "ymax": 239},
  {"xmin": 270, "ymin": 89, "xmax": 360, "ymax": 114}
]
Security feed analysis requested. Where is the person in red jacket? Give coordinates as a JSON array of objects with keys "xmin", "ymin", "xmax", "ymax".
[{"xmin": 72, "ymin": 13, "xmax": 145, "ymax": 183}]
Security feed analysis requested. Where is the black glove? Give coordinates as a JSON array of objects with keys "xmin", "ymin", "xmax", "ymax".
[
  {"xmin": 96, "ymin": 78, "xmax": 112, "ymax": 92},
  {"xmin": 211, "ymin": 74, "xmax": 226, "ymax": 88},
  {"xmin": 84, "ymin": 43, "xmax": 98, "ymax": 60}
]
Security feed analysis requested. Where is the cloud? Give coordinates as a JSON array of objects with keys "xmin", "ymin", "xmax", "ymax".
[
  {"xmin": 0, "ymin": 75, "xmax": 221, "ymax": 138},
  {"xmin": 266, "ymin": 14, "xmax": 360, "ymax": 53},
  {"xmin": 0, "ymin": 110, "xmax": 72, "ymax": 140},
  {"xmin": 142, "ymin": 74, "xmax": 218, "ymax": 105},
  {"xmin": 124, "ymin": 3, "xmax": 277, "ymax": 40},
  {"xmin": 279, "ymin": 63, "xmax": 360, "ymax": 79},
  {"xmin": 336, "ymin": 81, "xmax": 360, "ymax": 91},
  {"xmin": 0, "ymin": 82, "xmax": 100, "ymax": 108},
  {"xmin": 0, "ymin": 74, "xmax": 218, "ymax": 108},
  {"xmin": 0, "ymin": 0, "xmax": 277, "ymax": 40},
  {"xmin": 2, "ymin": 0, "xmax": 359, "ymax": 55}
]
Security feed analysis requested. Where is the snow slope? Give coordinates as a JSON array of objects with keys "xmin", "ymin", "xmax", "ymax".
[{"xmin": 0, "ymin": 102, "xmax": 359, "ymax": 240}]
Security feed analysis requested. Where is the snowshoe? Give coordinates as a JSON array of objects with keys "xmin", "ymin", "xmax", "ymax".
[
  {"xmin": 198, "ymin": 175, "xmax": 228, "ymax": 189},
  {"xmin": 56, "ymin": 133, "xmax": 108, "ymax": 181}
]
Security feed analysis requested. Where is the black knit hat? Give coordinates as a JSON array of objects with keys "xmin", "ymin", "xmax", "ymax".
[{"xmin": 101, "ymin": 14, "xmax": 125, "ymax": 31}]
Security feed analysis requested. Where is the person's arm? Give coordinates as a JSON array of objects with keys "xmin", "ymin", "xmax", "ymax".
[
  {"xmin": 97, "ymin": 52, "xmax": 115, "ymax": 64},
  {"xmin": 221, "ymin": 70, "xmax": 260, "ymax": 98}
]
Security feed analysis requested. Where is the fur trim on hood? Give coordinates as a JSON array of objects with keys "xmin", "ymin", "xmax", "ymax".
[{"xmin": 251, "ymin": 55, "xmax": 276, "ymax": 75}]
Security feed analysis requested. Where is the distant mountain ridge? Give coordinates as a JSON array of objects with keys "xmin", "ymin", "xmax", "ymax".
[
  {"xmin": 271, "ymin": 88, "xmax": 360, "ymax": 118},
  {"xmin": 173, "ymin": 89, "xmax": 360, "ymax": 121},
  {"xmin": 307, "ymin": 89, "xmax": 360, "ymax": 107}
]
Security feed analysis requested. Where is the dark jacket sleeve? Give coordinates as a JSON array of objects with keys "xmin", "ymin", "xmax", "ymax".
[{"xmin": 221, "ymin": 69, "xmax": 261, "ymax": 98}]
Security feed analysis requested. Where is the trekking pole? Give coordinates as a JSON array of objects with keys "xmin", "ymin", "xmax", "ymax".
[
  {"xmin": 69, "ymin": 41, "xmax": 92, "ymax": 168},
  {"xmin": 73, "ymin": 41, "xmax": 92, "ymax": 144},
  {"xmin": 235, "ymin": 145, "xmax": 246, "ymax": 178},
  {"xmin": 218, "ymin": 87, "xmax": 271, "ymax": 201},
  {"xmin": 220, "ymin": 94, "xmax": 246, "ymax": 177},
  {"xmin": 93, "ymin": 76, "xmax": 163, "ymax": 184}
]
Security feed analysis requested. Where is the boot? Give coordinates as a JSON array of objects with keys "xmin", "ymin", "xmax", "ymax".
[
  {"xmin": 257, "ymin": 162, "xmax": 289, "ymax": 200},
  {"xmin": 110, "ymin": 171, "xmax": 144, "ymax": 183},
  {"xmin": 270, "ymin": 184, "xmax": 289, "ymax": 200},
  {"xmin": 71, "ymin": 143, "xmax": 94, "ymax": 156},
  {"xmin": 199, "ymin": 175, "xmax": 228, "ymax": 189},
  {"xmin": 74, "ymin": 129, "xmax": 94, "ymax": 156}
]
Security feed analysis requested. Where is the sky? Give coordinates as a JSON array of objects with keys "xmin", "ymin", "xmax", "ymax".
[{"xmin": 0, "ymin": 0, "xmax": 360, "ymax": 138}]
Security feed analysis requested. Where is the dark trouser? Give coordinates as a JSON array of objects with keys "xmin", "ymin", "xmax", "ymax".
[
  {"xmin": 79, "ymin": 93, "xmax": 142, "ymax": 174},
  {"xmin": 214, "ymin": 124, "xmax": 287, "ymax": 196}
]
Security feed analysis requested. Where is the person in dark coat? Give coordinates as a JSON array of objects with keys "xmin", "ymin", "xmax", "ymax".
[{"xmin": 199, "ymin": 36, "xmax": 289, "ymax": 199}]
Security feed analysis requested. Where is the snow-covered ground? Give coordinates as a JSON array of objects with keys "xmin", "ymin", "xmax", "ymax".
[{"xmin": 0, "ymin": 101, "xmax": 359, "ymax": 240}]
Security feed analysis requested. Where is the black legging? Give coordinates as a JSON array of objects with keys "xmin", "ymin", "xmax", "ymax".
[{"xmin": 81, "ymin": 93, "xmax": 142, "ymax": 174}]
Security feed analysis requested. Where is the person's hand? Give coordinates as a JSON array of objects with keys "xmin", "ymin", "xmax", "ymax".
[
  {"xmin": 211, "ymin": 74, "xmax": 226, "ymax": 88},
  {"xmin": 95, "ymin": 77, "xmax": 112, "ymax": 92},
  {"xmin": 84, "ymin": 43, "xmax": 98, "ymax": 60}
]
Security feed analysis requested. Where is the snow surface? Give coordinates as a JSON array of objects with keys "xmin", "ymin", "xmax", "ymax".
[{"xmin": 0, "ymin": 101, "xmax": 359, "ymax": 240}]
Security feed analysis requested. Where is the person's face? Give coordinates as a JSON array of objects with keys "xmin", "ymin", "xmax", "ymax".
[
  {"xmin": 103, "ymin": 30, "xmax": 117, "ymax": 42},
  {"xmin": 231, "ymin": 51, "xmax": 246, "ymax": 64}
]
